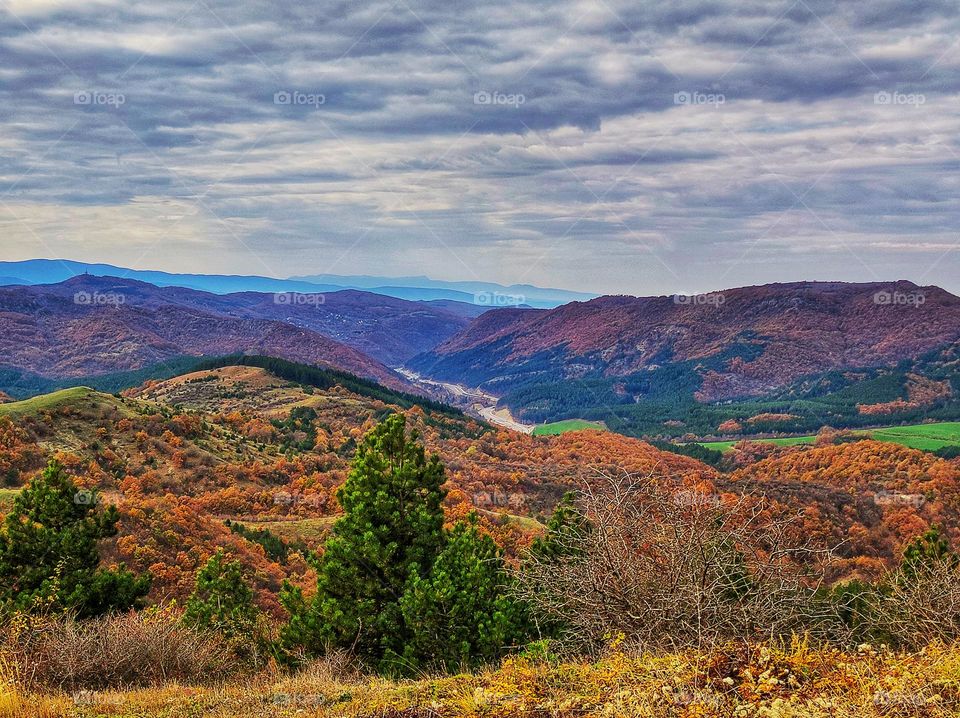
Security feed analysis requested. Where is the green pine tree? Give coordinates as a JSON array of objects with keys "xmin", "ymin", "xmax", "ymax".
[
  {"xmin": 529, "ymin": 492, "xmax": 589, "ymax": 561},
  {"xmin": 0, "ymin": 460, "xmax": 150, "ymax": 617},
  {"xmin": 281, "ymin": 414, "xmax": 446, "ymax": 669},
  {"xmin": 400, "ymin": 514, "xmax": 528, "ymax": 671},
  {"xmin": 522, "ymin": 492, "xmax": 591, "ymax": 640},
  {"xmin": 183, "ymin": 549, "xmax": 258, "ymax": 639},
  {"xmin": 901, "ymin": 526, "xmax": 957, "ymax": 580}
]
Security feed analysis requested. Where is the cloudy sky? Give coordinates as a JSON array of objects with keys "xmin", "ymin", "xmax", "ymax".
[{"xmin": 0, "ymin": 0, "xmax": 958, "ymax": 295}]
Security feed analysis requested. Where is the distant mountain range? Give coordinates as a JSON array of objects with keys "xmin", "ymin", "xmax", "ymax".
[
  {"xmin": 413, "ymin": 281, "xmax": 960, "ymax": 395},
  {"xmin": 2, "ymin": 271, "xmax": 958, "ymax": 443},
  {"xmin": 410, "ymin": 281, "xmax": 960, "ymax": 437},
  {"xmin": 0, "ymin": 275, "xmax": 477, "ymax": 392},
  {"xmin": 0, "ymin": 259, "xmax": 595, "ymax": 309}
]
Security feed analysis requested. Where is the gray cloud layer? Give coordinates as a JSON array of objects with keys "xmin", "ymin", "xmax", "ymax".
[{"xmin": 0, "ymin": 0, "xmax": 958, "ymax": 294}]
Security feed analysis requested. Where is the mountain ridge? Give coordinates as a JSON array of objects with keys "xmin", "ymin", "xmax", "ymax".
[
  {"xmin": 15, "ymin": 274, "xmax": 471, "ymax": 367},
  {"xmin": 0, "ymin": 277, "xmax": 419, "ymax": 391},
  {"xmin": 411, "ymin": 279, "xmax": 960, "ymax": 402},
  {"xmin": 0, "ymin": 259, "xmax": 593, "ymax": 308}
]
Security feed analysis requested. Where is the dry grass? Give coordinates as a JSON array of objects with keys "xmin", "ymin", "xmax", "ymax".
[
  {"xmin": 5, "ymin": 640, "xmax": 960, "ymax": 717},
  {"xmin": 0, "ymin": 609, "xmax": 237, "ymax": 694}
]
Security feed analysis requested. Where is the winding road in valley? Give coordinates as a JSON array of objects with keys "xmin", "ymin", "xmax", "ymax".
[{"xmin": 396, "ymin": 369, "xmax": 534, "ymax": 434}]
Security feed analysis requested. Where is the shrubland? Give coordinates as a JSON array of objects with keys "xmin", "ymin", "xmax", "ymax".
[{"xmin": 0, "ymin": 362, "xmax": 958, "ymax": 714}]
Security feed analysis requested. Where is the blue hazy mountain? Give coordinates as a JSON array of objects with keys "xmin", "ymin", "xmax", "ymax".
[
  {"xmin": 0, "ymin": 259, "xmax": 594, "ymax": 308},
  {"xmin": 291, "ymin": 272, "xmax": 596, "ymax": 308}
]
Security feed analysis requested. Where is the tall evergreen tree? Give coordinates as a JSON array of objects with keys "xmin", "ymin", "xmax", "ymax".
[
  {"xmin": 400, "ymin": 515, "xmax": 527, "ymax": 671},
  {"xmin": 183, "ymin": 549, "xmax": 258, "ymax": 638},
  {"xmin": 281, "ymin": 414, "xmax": 446, "ymax": 669},
  {"xmin": 0, "ymin": 460, "xmax": 149, "ymax": 617}
]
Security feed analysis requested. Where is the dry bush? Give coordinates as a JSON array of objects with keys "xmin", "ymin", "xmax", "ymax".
[
  {"xmin": 517, "ymin": 472, "xmax": 837, "ymax": 651},
  {"xmin": 872, "ymin": 556, "xmax": 960, "ymax": 649},
  {"xmin": 0, "ymin": 608, "xmax": 238, "ymax": 691}
]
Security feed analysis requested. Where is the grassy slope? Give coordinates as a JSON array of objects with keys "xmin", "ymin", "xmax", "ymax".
[
  {"xmin": 699, "ymin": 421, "xmax": 960, "ymax": 453},
  {"xmin": 0, "ymin": 387, "xmax": 103, "ymax": 417},
  {"xmin": 700, "ymin": 435, "xmax": 819, "ymax": 452},
  {"xmin": 532, "ymin": 419, "xmax": 606, "ymax": 436},
  {"xmin": 10, "ymin": 643, "xmax": 958, "ymax": 717},
  {"xmin": 0, "ymin": 383, "xmax": 292, "ymax": 474}
]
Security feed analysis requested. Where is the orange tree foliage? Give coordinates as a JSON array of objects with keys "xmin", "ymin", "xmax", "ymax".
[
  {"xmin": 0, "ymin": 417, "xmax": 43, "ymax": 481},
  {"xmin": 728, "ymin": 439, "xmax": 960, "ymax": 578},
  {"xmin": 5, "ymin": 373, "xmax": 959, "ymax": 607}
]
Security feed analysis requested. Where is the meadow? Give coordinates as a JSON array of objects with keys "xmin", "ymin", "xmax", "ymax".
[
  {"xmin": 699, "ymin": 421, "xmax": 960, "ymax": 453},
  {"xmin": 532, "ymin": 419, "xmax": 606, "ymax": 436}
]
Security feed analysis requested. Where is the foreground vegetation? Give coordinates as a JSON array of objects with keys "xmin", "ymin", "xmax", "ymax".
[
  {"xmin": 2, "ymin": 360, "xmax": 960, "ymax": 716},
  {"xmin": 4, "ymin": 640, "xmax": 959, "ymax": 717},
  {"xmin": 3, "ymin": 415, "xmax": 960, "ymax": 715}
]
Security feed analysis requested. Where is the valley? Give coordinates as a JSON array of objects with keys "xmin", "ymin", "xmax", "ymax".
[
  {"xmin": 6, "ymin": 3, "xmax": 960, "ymax": 711},
  {"xmin": 1, "ymin": 274, "xmax": 959, "ymax": 717},
  {"xmin": 396, "ymin": 367, "xmax": 535, "ymax": 433},
  {"xmin": 3, "ymin": 275, "xmax": 958, "ymax": 450}
]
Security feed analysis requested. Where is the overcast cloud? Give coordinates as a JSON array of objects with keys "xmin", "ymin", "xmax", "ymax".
[{"xmin": 0, "ymin": 0, "xmax": 958, "ymax": 295}]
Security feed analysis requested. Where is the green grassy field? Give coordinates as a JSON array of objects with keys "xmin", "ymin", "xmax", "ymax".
[
  {"xmin": 532, "ymin": 419, "xmax": 606, "ymax": 436},
  {"xmin": 0, "ymin": 386, "xmax": 101, "ymax": 416},
  {"xmin": 699, "ymin": 435, "xmax": 818, "ymax": 452},
  {"xmin": 869, "ymin": 422, "xmax": 960, "ymax": 451},
  {"xmin": 698, "ymin": 421, "xmax": 960, "ymax": 453}
]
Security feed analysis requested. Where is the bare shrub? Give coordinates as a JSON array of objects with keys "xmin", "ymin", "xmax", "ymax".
[
  {"xmin": 0, "ymin": 609, "xmax": 238, "ymax": 691},
  {"xmin": 872, "ymin": 556, "xmax": 960, "ymax": 649},
  {"xmin": 517, "ymin": 472, "xmax": 836, "ymax": 651}
]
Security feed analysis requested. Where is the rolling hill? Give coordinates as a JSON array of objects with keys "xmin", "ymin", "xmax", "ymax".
[
  {"xmin": 3, "ymin": 274, "xmax": 470, "ymax": 365},
  {"xmin": 410, "ymin": 281, "xmax": 960, "ymax": 438},
  {"xmin": 0, "ymin": 359, "xmax": 717, "ymax": 607},
  {"xmin": 0, "ymin": 355, "xmax": 957, "ymax": 610},
  {"xmin": 0, "ymin": 276, "xmax": 411, "ymax": 391},
  {"xmin": 412, "ymin": 281, "xmax": 960, "ymax": 397}
]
